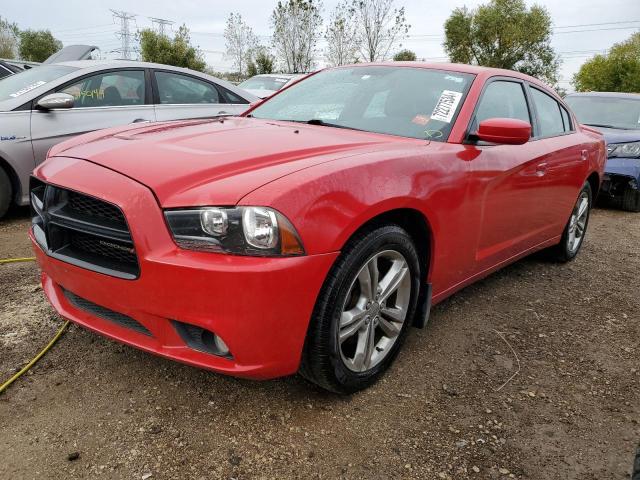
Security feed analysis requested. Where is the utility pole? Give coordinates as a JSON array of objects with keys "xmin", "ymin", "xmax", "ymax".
[
  {"xmin": 111, "ymin": 10, "xmax": 137, "ymax": 60},
  {"xmin": 150, "ymin": 17, "xmax": 174, "ymax": 37}
]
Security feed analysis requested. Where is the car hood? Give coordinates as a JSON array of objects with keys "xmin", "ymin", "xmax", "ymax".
[
  {"xmin": 49, "ymin": 117, "xmax": 402, "ymax": 207},
  {"xmin": 590, "ymin": 126, "xmax": 640, "ymax": 145}
]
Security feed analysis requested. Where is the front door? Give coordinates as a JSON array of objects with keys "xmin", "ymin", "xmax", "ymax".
[{"xmin": 30, "ymin": 69, "xmax": 155, "ymax": 165}]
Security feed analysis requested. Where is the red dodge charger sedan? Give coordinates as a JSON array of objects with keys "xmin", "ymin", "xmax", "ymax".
[{"xmin": 30, "ymin": 63, "xmax": 605, "ymax": 393}]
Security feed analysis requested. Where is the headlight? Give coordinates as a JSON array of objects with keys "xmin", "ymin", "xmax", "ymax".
[
  {"xmin": 608, "ymin": 141, "xmax": 640, "ymax": 158},
  {"xmin": 164, "ymin": 206, "xmax": 304, "ymax": 256}
]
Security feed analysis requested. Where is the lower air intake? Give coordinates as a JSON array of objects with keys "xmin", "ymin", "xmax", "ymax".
[{"xmin": 63, "ymin": 288, "xmax": 152, "ymax": 337}]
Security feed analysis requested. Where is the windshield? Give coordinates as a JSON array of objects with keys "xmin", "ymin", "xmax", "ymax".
[
  {"xmin": 565, "ymin": 95, "xmax": 640, "ymax": 130},
  {"xmin": 0, "ymin": 65, "xmax": 77, "ymax": 103},
  {"xmin": 239, "ymin": 76, "xmax": 291, "ymax": 91},
  {"xmin": 250, "ymin": 66, "xmax": 475, "ymax": 141}
]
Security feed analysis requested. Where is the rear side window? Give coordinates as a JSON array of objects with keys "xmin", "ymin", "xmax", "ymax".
[
  {"xmin": 155, "ymin": 71, "xmax": 223, "ymax": 105},
  {"xmin": 531, "ymin": 88, "xmax": 565, "ymax": 137},
  {"xmin": 59, "ymin": 70, "xmax": 145, "ymax": 108},
  {"xmin": 474, "ymin": 80, "xmax": 531, "ymax": 127}
]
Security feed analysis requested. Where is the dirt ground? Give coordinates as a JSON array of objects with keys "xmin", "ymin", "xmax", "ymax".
[{"xmin": 0, "ymin": 206, "xmax": 638, "ymax": 480}]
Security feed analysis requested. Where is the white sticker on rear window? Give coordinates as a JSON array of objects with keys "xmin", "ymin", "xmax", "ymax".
[
  {"xmin": 430, "ymin": 90, "xmax": 463, "ymax": 123},
  {"xmin": 9, "ymin": 80, "xmax": 47, "ymax": 98}
]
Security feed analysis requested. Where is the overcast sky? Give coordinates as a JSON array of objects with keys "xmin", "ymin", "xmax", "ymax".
[{"xmin": 4, "ymin": 0, "xmax": 640, "ymax": 90}]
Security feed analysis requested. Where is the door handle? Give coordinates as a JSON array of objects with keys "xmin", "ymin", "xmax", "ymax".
[
  {"xmin": 535, "ymin": 162, "xmax": 548, "ymax": 176},
  {"xmin": 580, "ymin": 149, "xmax": 588, "ymax": 161},
  {"xmin": 217, "ymin": 111, "xmax": 229, "ymax": 115},
  {"xmin": 131, "ymin": 118, "xmax": 150, "ymax": 123}
]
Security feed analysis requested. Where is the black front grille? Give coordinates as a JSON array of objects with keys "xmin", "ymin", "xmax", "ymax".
[
  {"xmin": 30, "ymin": 178, "xmax": 140, "ymax": 279},
  {"xmin": 67, "ymin": 191, "xmax": 127, "ymax": 228},
  {"xmin": 63, "ymin": 288, "xmax": 151, "ymax": 336}
]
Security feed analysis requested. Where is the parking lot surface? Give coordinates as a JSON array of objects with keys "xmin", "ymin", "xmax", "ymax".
[{"xmin": 1, "ymin": 207, "xmax": 638, "ymax": 479}]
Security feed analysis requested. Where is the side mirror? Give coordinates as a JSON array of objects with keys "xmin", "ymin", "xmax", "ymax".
[
  {"xmin": 476, "ymin": 118, "xmax": 531, "ymax": 145},
  {"xmin": 37, "ymin": 93, "xmax": 74, "ymax": 110}
]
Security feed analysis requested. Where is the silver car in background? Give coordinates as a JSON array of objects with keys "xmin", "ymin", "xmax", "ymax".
[{"xmin": 0, "ymin": 60, "xmax": 258, "ymax": 218}]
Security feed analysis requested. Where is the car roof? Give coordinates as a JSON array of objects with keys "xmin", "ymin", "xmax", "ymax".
[{"xmin": 565, "ymin": 91, "xmax": 640, "ymax": 99}]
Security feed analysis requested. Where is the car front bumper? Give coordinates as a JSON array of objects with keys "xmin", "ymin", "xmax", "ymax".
[{"xmin": 31, "ymin": 157, "xmax": 338, "ymax": 379}]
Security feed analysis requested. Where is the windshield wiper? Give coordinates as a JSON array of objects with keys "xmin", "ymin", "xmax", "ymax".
[
  {"xmin": 583, "ymin": 123, "xmax": 630, "ymax": 130},
  {"xmin": 303, "ymin": 119, "xmax": 364, "ymax": 131}
]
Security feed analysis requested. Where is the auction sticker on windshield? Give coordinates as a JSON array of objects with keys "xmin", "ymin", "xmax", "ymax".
[
  {"xmin": 430, "ymin": 90, "xmax": 463, "ymax": 123},
  {"xmin": 10, "ymin": 80, "xmax": 47, "ymax": 98}
]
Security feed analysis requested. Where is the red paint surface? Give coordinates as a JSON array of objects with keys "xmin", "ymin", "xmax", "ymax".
[{"xmin": 34, "ymin": 63, "xmax": 606, "ymax": 379}]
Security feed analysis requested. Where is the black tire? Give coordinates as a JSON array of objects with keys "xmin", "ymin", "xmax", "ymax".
[
  {"xmin": 622, "ymin": 187, "xmax": 640, "ymax": 212},
  {"xmin": 0, "ymin": 167, "xmax": 12, "ymax": 220},
  {"xmin": 299, "ymin": 225, "xmax": 421, "ymax": 394},
  {"xmin": 550, "ymin": 181, "xmax": 592, "ymax": 263}
]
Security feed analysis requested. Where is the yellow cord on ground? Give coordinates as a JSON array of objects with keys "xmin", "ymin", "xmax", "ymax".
[
  {"xmin": 0, "ymin": 257, "xmax": 36, "ymax": 264},
  {"xmin": 0, "ymin": 320, "xmax": 70, "ymax": 395},
  {"xmin": 0, "ymin": 256, "xmax": 69, "ymax": 395}
]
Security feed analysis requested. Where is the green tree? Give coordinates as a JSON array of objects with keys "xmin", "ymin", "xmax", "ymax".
[
  {"xmin": 247, "ymin": 46, "xmax": 275, "ymax": 76},
  {"xmin": 0, "ymin": 16, "xmax": 20, "ymax": 59},
  {"xmin": 139, "ymin": 24, "xmax": 206, "ymax": 72},
  {"xmin": 573, "ymin": 33, "xmax": 640, "ymax": 92},
  {"xmin": 393, "ymin": 49, "xmax": 416, "ymax": 61},
  {"xmin": 18, "ymin": 29, "xmax": 62, "ymax": 62},
  {"xmin": 444, "ymin": 0, "xmax": 559, "ymax": 85}
]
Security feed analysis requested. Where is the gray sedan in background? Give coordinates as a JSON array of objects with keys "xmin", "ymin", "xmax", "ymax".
[{"xmin": 0, "ymin": 60, "xmax": 258, "ymax": 218}]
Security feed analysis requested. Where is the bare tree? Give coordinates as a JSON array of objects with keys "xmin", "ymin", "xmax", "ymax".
[
  {"xmin": 0, "ymin": 16, "xmax": 19, "ymax": 59},
  {"xmin": 224, "ymin": 13, "xmax": 258, "ymax": 77},
  {"xmin": 350, "ymin": 0, "xmax": 409, "ymax": 62},
  {"xmin": 324, "ymin": 1, "xmax": 359, "ymax": 66},
  {"xmin": 271, "ymin": 0, "xmax": 323, "ymax": 73}
]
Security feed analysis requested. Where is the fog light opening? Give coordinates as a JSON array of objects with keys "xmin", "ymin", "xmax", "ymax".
[{"xmin": 201, "ymin": 329, "xmax": 230, "ymax": 357}]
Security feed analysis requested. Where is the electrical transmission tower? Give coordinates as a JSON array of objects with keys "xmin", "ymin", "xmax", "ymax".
[
  {"xmin": 111, "ymin": 10, "xmax": 137, "ymax": 59},
  {"xmin": 150, "ymin": 17, "xmax": 174, "ymax": 37}
]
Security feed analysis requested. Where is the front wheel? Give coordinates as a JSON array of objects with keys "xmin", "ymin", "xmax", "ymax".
[
  {"xmin": 0, "ymin": 167, "xmax": 11, "ymax": 219},
  {"xmin": 550, "ymin": 181, "xmax": 592, "ymax": 262},
  {"xmin": 299, "ymin": 225, "xmax": 421, "ymax": 394}
]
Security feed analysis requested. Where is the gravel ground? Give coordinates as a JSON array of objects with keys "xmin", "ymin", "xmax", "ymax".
[{"xmin": 0, "ymin": 207, "xmax": 638, "ymax": 480}]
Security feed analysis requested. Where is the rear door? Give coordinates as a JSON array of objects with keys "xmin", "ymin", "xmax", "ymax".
[
  {"xmin": 30, "ymin": 68, "xmax": 155, "ymax": 165},
  {"xmin": 152, "ymin": 70, "xmax": 249, "ymax": 121},
  {"xmin": 526, "ymin": 85, "xmax": 588, "ymax": 223}
]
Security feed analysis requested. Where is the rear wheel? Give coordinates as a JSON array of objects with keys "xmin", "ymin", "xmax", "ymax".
[
  {"xmin": 550, "ymin": 181, "xmax": 592, "ymax": 262},
  {"xmin": 621, "ymin": 187, "xmax": 640, "ymax": 212},
  {"xmin": 300, "ymin": 225, "xmax": 421, "ymax": 394},
  {"xmin": 0, "ymin": 167, "xmax": 12, "ymax": 219}
]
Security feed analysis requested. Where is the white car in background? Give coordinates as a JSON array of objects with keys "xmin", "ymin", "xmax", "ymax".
[
  {"xmin": 0, "ymin": 60, "xmax": 258, "ymax": 218},
  {"xmin": 238, "ymin": 73, "xmax": 305, "ymax": 98}
]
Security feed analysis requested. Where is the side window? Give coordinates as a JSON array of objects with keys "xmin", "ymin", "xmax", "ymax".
[
  {"xmin": 59, "ymin": 70, "xmax": 145, "ymax": 108},
  {"xmin": 560, "ymin": 105, "xmax": 572, "ymax": 132},
  {"xmin": 530, "ymin": 88, "xmax": 565, "ymax": 137},
  {"xmin": 474, "ymin": 80, "xmax": 531, "ymax": 127},
  {"xmin": 221, "ymin": 87, "xmax": 249, "ymax": 104},
  {"xmin": 155, "ymin": 71, "xmax": 223, "ymax": 105}
]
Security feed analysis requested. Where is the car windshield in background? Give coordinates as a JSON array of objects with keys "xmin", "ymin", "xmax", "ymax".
[
  {"xmin": 250, "ymin": 66, "xmax": 475, "ymax": 141},
  {"xmin": 0, "ymin": 65, "xmax": 77, "ymax": 103},
  {"xmin": 239, "ymin": 76, "xmax": 290, "ymax": 91},
  {"xmin": 565, "ymin": 96, "xmax": 640, "ymax": 130}
]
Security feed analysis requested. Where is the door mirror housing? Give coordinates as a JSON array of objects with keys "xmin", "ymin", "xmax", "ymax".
[
  {"xmin": 476, "ymin": 118, "xmax": 531, "ymax": 145},
  {"xmin": 37, "ymin": 93, "xmax": 74, "ymax": 110}
]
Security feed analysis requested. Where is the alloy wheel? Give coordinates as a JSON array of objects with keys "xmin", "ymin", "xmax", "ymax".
[
  {"xmin": 567, "ymin": 191, "xmax": 589, "ymax": 254},
  {"xmin": 338, "ymin": 250, "xmax": 411, "ymax": 372}
]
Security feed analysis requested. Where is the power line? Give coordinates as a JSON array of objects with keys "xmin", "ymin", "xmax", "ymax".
[{"xmin": 111, "ymin": 10, "xmax": 137, "ymax": 60}]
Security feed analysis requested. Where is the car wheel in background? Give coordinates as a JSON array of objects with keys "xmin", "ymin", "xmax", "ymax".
[
  {"xmin": 550, "ymin": 181, "xmax": 592, "ymax": 262},
  {"xmin": 300, "ymin": 225, "xmax": 421, "ymax": 394},
  {"xmin": 622, "ymin": 187, "xmax": 640, "ymax": 212},
  {"xmin": 0, "ymin": 167, "xmax": 12, "ymax": 219}
]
